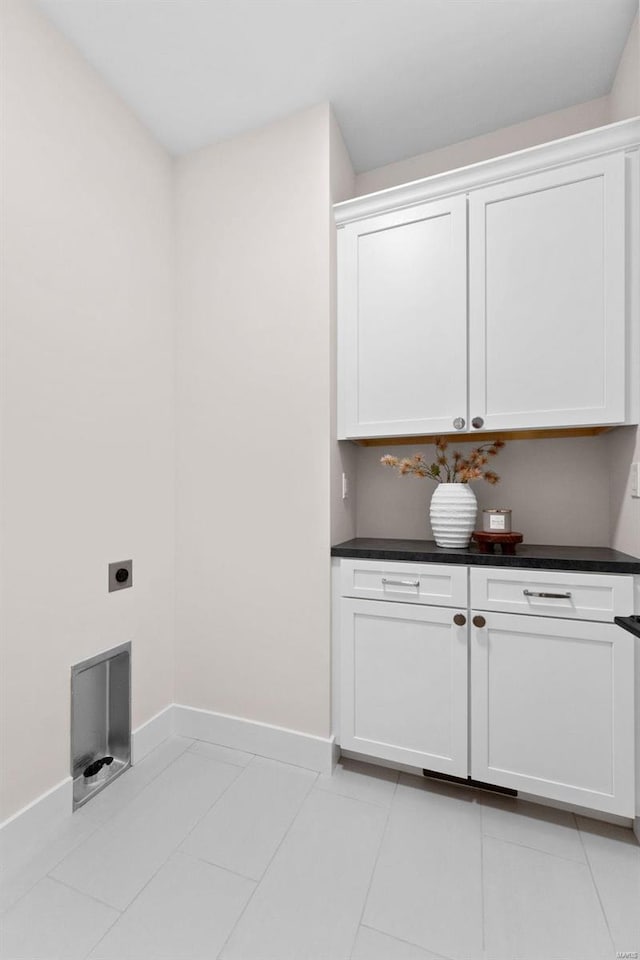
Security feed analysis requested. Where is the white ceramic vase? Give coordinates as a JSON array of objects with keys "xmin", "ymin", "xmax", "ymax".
[{"xmin": 429, "ymin": 483, "xmax": 478, "ymax": 548}]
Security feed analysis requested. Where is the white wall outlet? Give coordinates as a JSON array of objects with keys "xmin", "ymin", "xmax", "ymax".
[
  {"xmin": 342, "ymin": 472, "xmax": 349, "ymax": 500},
  {"xmin": 631, "ymin": 463, "xmax": 640, "ymax": 499}
]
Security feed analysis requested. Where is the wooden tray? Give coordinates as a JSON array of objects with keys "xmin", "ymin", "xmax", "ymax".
[{"xmin": 471, "ymin": 531, "xmax": 524, "ymax": 556}]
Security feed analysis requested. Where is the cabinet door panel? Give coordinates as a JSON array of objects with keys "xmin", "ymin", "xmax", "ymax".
[
  {"xmin": 340, "ymin": 599, "xmax": 468, "ymax": 775},
  {"xmin": 470, "ymin": 612, "xmax": 634, "ymax": 815},
  {"xmin": 338, "ymin": 197, "xmax": 467, "ymax": 438},
  {"xmin": 469, "ymin": 155, "xmax": 626, "ymax": 430}
]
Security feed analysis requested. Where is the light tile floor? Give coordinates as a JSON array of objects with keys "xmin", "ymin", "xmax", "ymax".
[{"xmin": 1, "ymin": 737, "xmax": 639, "ymax": 960}]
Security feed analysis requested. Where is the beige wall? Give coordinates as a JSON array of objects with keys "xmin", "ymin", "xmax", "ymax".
[
  {"xmin": 175, "ymin": 104, "xmax": 334, "ymax": 737},
  {"xmin": 330, "ymin": 113, "xmax": 357, "ymax": 546},
  {"xmin": 608, "ymin": 12, "xmax": 639, "ymax": 122},
  {"xmin": 355, "ymin": 98, "xmax": 610, "ymax": 196},
  {"xmin": 608, "ymin": 428, "xmax": 640, "ymax": 557},
  {"xmin": 0, "ymin": 1, "xmax": 176, "ymax": 820},
  {"xmin": 355, "ymin": 438, "xmax": 612, "ymax": 547},
  {"xmin": 355, "ymin": 13, "xmax": 638, "ymax": 198}
]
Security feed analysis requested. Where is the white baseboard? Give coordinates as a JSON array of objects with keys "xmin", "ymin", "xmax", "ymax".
[
  {"xmin": 174, "ymin": 704, "xmax": 335, "ymax": 775},
  {"xmin": 0, "ymin": 704, "xmax": 333, "ymax": 872},
  {"xmin": 0, "ymin": 777, "xmax": 72, "ymax": 878},
  {"xmin": 131, "ymin": 704, "xmax": 175, "ymax": 763}
]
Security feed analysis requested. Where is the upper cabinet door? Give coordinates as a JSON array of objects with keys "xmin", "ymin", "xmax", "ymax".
[
  {"xmin": 338, "ymin": 197, "xmax": 467, "ymax": 439},
  {"xmin": 468, "ymin": 155, "xmax": 626, "ymax": 432}
]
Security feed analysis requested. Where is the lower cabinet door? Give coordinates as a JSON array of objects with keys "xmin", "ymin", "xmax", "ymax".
[
  {"xmin": 340, "ymin": 599, "xmax": 468, "ymax": 776},
  {"xmin": 470, "ymin": 611, "xmax": 635, "ymax": 816}
]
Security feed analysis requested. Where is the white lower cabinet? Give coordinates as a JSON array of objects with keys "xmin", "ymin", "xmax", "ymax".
[
  {"xmin": 470, "ymin": 611, "xmax": 635, "ymax": 816},
  {"xmin": 340, "ymin": 599, "xmax": 468, "ymax": 776},
  {"xmin": 337, "ymin": 560, "xmax": 637, "ymax": 817}
]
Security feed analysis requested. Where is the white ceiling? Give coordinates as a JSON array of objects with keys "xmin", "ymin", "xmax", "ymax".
[{"xmin": 37, "ymin": 0, "xmax": 637, "ymax": 172}]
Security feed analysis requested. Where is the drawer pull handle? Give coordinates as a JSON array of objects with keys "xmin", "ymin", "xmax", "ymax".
[
  {"xmin": 523, "ymin": 589, "xmax": 572, "ymax": 600},
  {"xmin": 381, "ymin": 578, "xmax": 420, "ymax": 588}
]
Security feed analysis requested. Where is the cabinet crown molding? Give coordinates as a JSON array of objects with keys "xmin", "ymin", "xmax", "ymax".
[{"xmin": 334, "ymin": 118, "xmax": 640, "ymax": 226}]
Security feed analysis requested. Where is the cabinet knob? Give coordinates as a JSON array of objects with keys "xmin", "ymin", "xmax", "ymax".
[
  {"xmin": 473, "ymin": 615, "xmax": 486, "ymax": 628},
  {"xmin": 453, "ymin": 613, "xmax": 466, "ymax": 626},
  {"xmin": 471, "ymin": 417, "xmax": 484, "ymax": 429},
  {"xmin": 453, "ymin": 417, "xmax": 466, "ymax": 430}
]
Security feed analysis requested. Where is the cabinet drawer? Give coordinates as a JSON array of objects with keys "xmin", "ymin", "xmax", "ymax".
[
  {"xmin": 339, "ymin": 559, "xmax": 467, "ymax": 607},
  {"xmin": 470, "ymin": 567, "xmax": 633, "ymax": 622}
]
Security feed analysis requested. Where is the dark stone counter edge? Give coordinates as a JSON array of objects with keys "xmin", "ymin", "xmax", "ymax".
[
  {"xmin": 615, "ymin": 617, "xmax": 640, "ymax": 638},
  {"xmin": 331, "ymin": 546, "xmax": 640, "ymax": 575}
]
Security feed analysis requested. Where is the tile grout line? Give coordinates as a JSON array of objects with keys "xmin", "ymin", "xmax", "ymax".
[
  {"xmin": 187, "ymin": 741, "xmax": 253, "ymax": 768},
  {"xmin": 314, "ymin": 782, "xmax": 399, "ymax": 810},
  {"xmin": 74, "ymin": 750, "xmax": 252, "ymax": 957},
  {"xmin": 359, "ymin": 923, "xmax": 456, "ymax": 960},
  {"xmin": 44, "ymin": 874, "xmax": 124, "ymax": 914},
  {"xmin": 346, "ymin": 773, "xmax": 399, "ymax": 960},
  {"xmin": 176, "ymin": 848, "xmax": 259, "ymax": 885},
  {"xmin": 45, "ymin": 876, "xmax": 124, "ymax": 960},
  {"xmin": 573, "ymin": 812, "xmax": 617, "ymax": 951},
  {"xmin": 214, "ymin": 770, "xmax": 320, "ymax": 960},
  {"xmin": 481, "ymin": 828, "xmax": 591, "ymax": 865},
  {"xmin": 479, "ymin": 799, "xmax": 487, "ymax": 958}
]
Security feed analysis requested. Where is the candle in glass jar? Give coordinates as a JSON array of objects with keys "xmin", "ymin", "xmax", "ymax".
[{"xmin": 483, "ymin": 508, "xmax": 512, "ymax": 533}]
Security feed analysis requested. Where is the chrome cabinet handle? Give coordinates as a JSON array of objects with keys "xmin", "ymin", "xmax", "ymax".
[
  {"xmin": 381, "ymin": 578, "xmax": 420, "ymax": 588},
  {"xmin": 523, "ymin": 589, "xmax": 572, "ymax": 599},
  {"xmin": 471, "ymin": 416, "xmax": 484, "ymax": 429},
  {"xmin": 453, "ymin": 417, "xmax": 466, "ymax": 430}
]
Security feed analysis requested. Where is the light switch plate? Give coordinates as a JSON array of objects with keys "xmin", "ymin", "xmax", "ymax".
[
  {"xmin": 631, "ymin": 463, "xmax": 640, "ymax": 499},
  {"xmin": 109, "ymin": 559, "xmax": 133, "ymax": 592}
]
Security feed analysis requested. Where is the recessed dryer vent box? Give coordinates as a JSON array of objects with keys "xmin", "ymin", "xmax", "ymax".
[{"xmin": 71, "ymin": 642, "xmax": 131, "ymax": 810}]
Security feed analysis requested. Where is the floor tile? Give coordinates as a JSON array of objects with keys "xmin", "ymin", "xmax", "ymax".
[
  {"xmin": 181, "ymin": 756, "xmax": 316, "ymax": 879},
  {"xmin": 351, "ymin": 926, "xmax": 448, "ymax": 960},
  {"xmin": 221, "ymin": 789, "xmax": 387, "ymax": 960},
  {"xmin": 0, "ymin": 738, "xmax": 193, "ymax": 918},
  {"xmin": 363, "ymin": 774, "xmax": 483, "ymax": 960},
  {"xmin": 316, "ymin": 757, "xmax": 399, "ymax": 808},
  {"xmin": 479, "ymin": 792, "xmax": 585, "ymax": 862},
  {"xmin": 0, "ymin": 877, "xmax": 118, "ymax": 960},
  {"xmin": 0, "ymin": 812, "xmax": 99, "ymax": 918},
  {"xmin": 88, "ymin": 852, "xmax": 254, "ymax": 960},
  {"xmin": 188, "ymin": 739, "xmax": 254, "ymax": 767},
  {"xmin": 52, "ymin": 751, "xmax": 241, "ymax": 910},
  {"xmin": 577, "ymin": 817, "xmax": 640, "ymax": 954},
  {"xmin": 75, "ymin": 736, "xmax": 194, "ymax": 828},
  {"xmin": 483, "ymin": 835, "xmax": 613, "ymax": 960}
]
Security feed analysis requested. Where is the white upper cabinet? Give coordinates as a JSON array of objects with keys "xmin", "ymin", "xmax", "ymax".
[
  {"xmin": 468, "ymin": 155, "xmax": 626, "ymax": 431},
  {"xmin": 337, "ymin": 197, "xmax": 467, "ymax": 439},
  {"xmin": 335, "ymin": 120, "xmax": 640, "ymax": 439}
]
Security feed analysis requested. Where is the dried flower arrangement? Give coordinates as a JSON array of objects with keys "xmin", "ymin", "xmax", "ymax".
[{"xmin": 381, "ymin": 437, "xmax": 505, "ymax": 484}]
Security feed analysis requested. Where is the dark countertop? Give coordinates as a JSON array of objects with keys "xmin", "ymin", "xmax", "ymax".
[
  {"xmin": 331, "ymin": 538, "xmax": 640, "ymax": 574},
  {"xmin": 615, "ymin": 616, "xmax": 640, "ymax": 638}
]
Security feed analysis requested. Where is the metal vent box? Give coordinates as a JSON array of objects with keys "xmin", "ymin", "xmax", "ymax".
[{"xmin": 71, "ymin": 642, "xmax": 131, "ymax": 810}]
